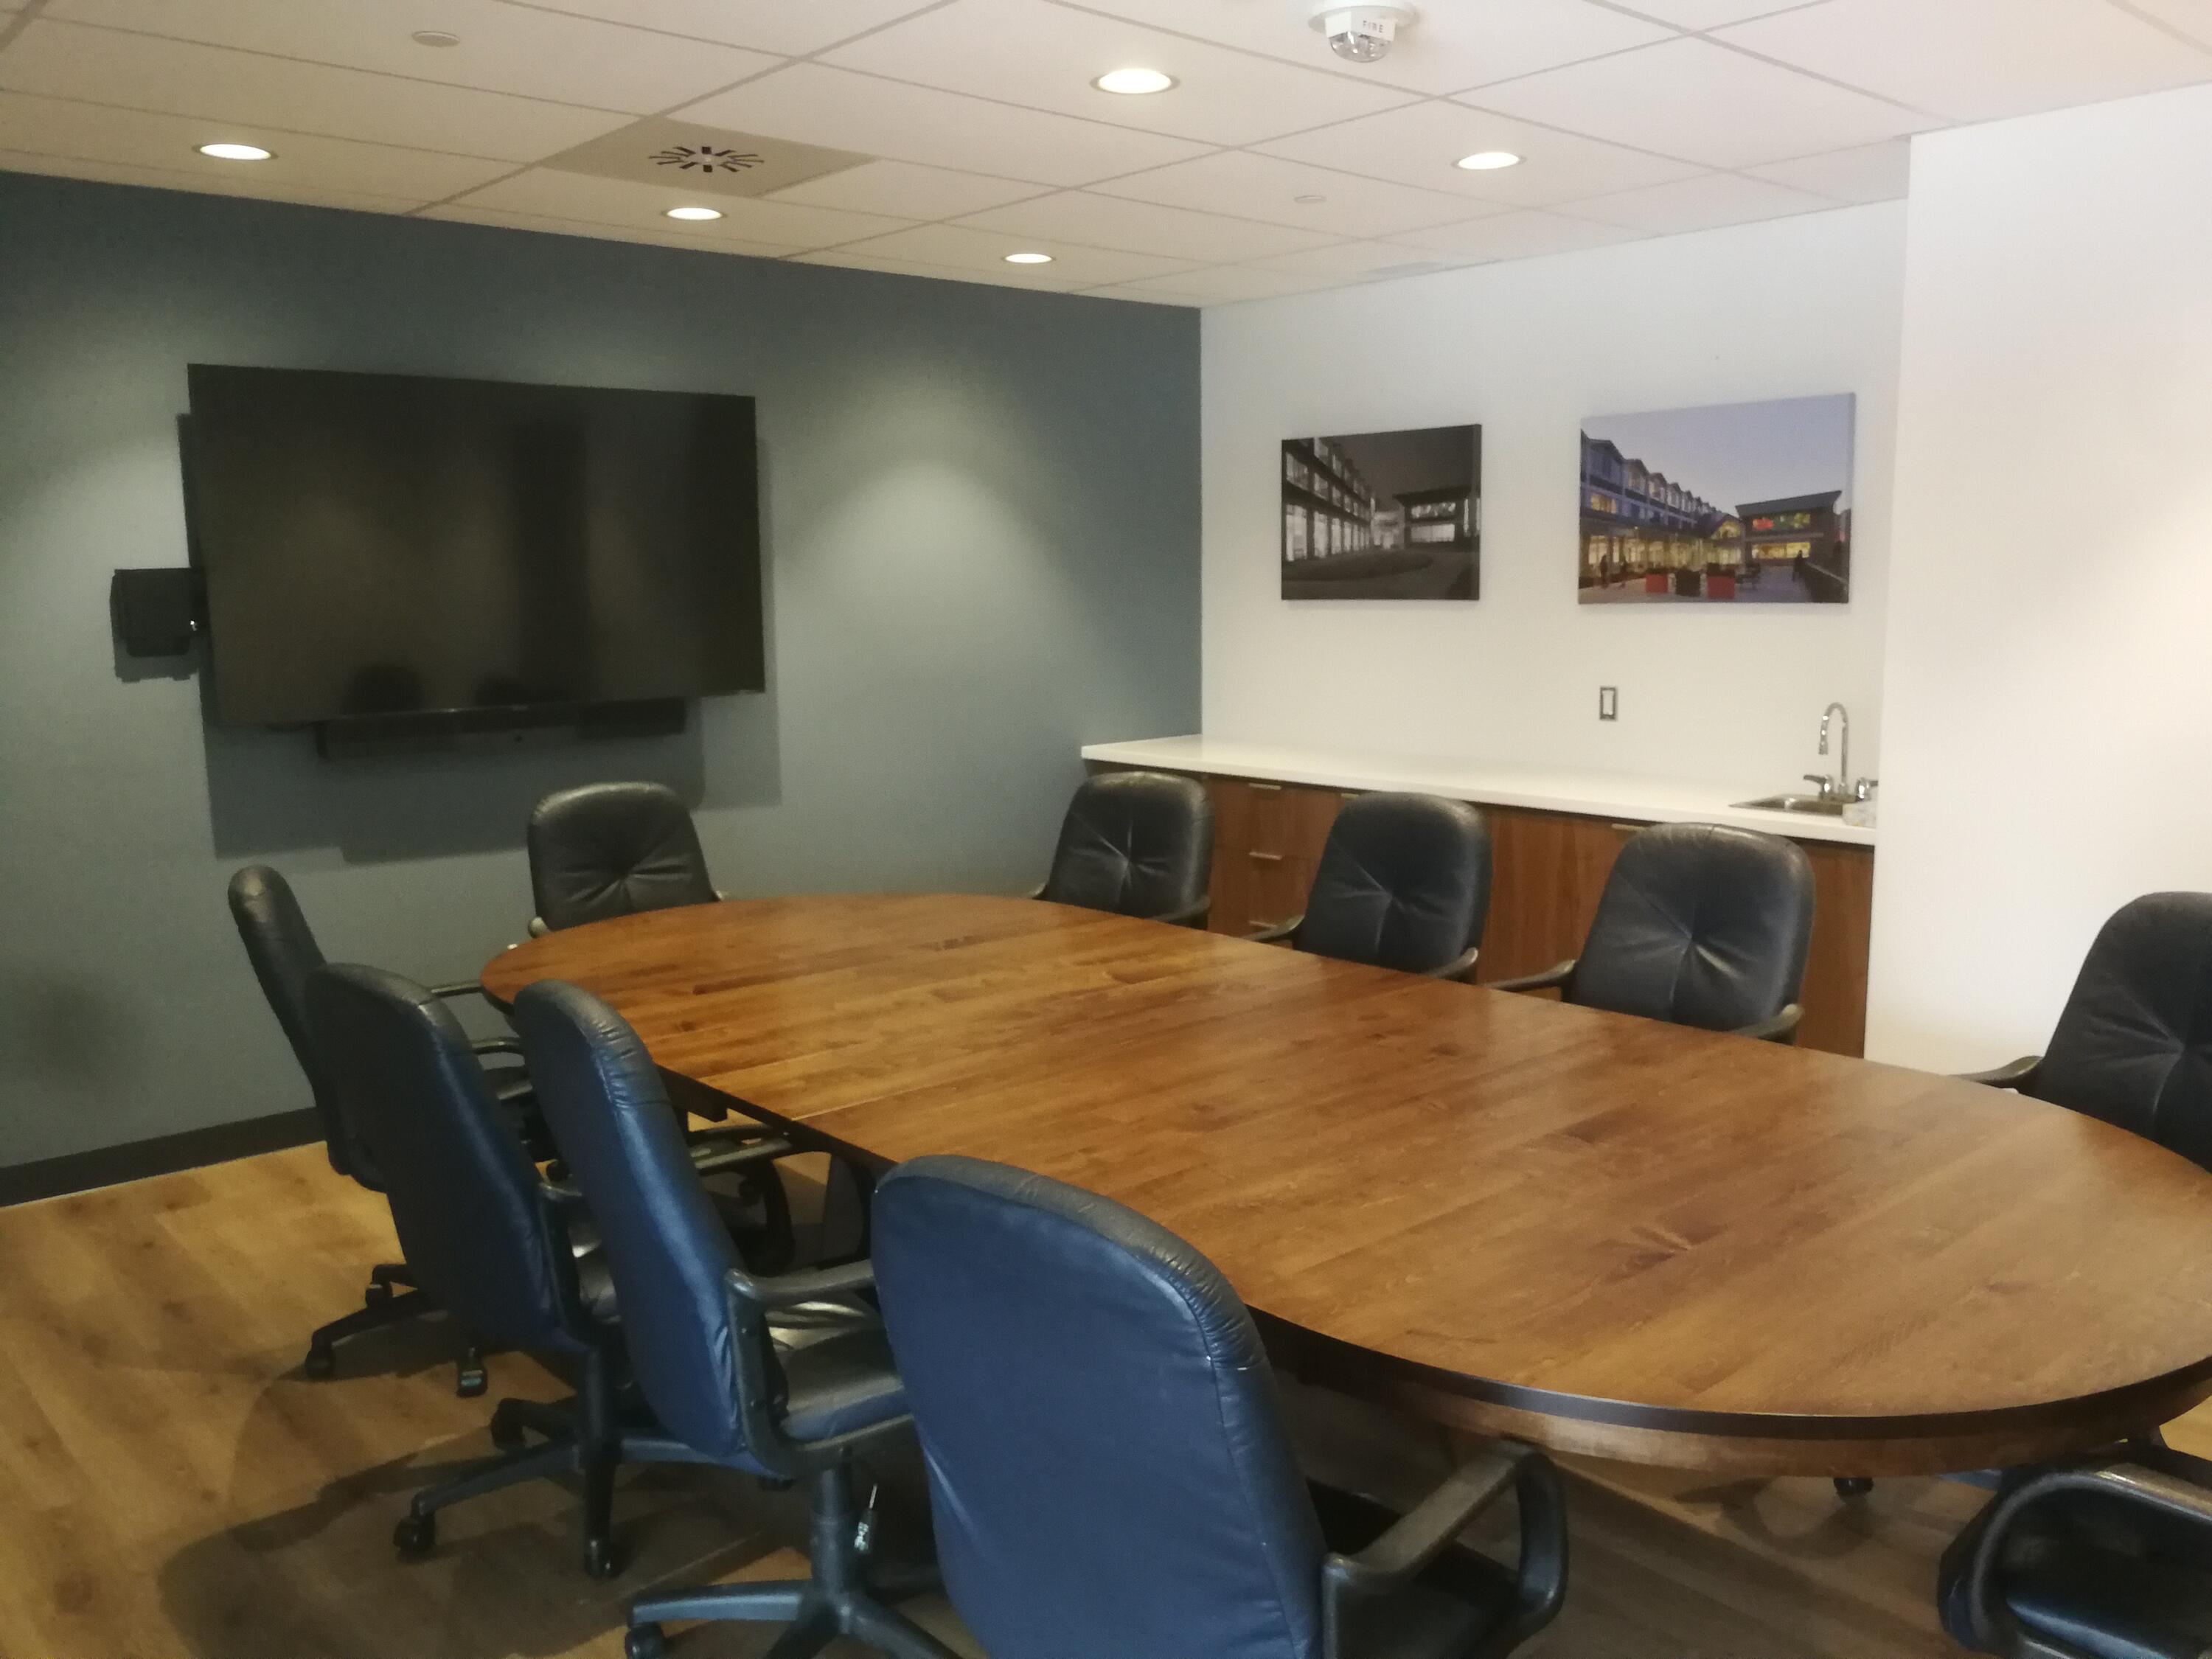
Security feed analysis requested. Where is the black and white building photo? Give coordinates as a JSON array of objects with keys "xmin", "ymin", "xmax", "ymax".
[{"xmin": 1281, "ymin": 424, "xmax": 1481, "ymax": 600}]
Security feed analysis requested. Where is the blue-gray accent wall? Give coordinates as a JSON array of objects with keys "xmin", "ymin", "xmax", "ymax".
[{"xmin": 0, "ymin": 170, "xmax": 1200, "ymax": 1169}]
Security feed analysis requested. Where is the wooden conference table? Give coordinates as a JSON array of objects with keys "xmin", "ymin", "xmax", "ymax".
[{"xmin": 484, "ymin": 893, "xmax": 2212, "ymax": 1479}]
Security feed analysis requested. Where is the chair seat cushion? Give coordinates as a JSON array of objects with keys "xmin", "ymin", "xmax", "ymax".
[
  {"xmin": 778, "ymin": 1324, "xmax": 907, "ymax": 1444},
  {"xmin": 2003, "ymin": 1537, "xmax": 2212, "ymax": 1659}
]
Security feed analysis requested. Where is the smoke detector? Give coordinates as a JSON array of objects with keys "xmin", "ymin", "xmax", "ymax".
[{"xmin": 1310, "ymin": 2, "xmax": 1416, "ymax": 64}]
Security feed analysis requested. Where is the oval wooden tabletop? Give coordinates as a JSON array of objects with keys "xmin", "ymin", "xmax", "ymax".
[{"xmin": 486, "ymin": 893, "xmax": 2212, "ymax": 1476}]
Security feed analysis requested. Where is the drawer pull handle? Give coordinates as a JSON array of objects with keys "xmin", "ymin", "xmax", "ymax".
[
  {"xmin": 1248, "ymin": 782, "xmax": 1283, "ymax": 793},
  {"xmin": 1248, "ymin": 851, "xmax": 1284, "ymax": 863}
]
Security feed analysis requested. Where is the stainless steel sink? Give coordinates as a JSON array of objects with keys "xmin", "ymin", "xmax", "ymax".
[{"xmin": 1732, "ymin": 793, "xmax": 1848, "ymax": 816}]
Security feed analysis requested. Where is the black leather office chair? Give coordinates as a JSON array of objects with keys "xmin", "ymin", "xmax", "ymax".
[
  {"xmin": 305, "ymin": 961, "xmax": 714, "ymax": 1577},
  {"xmin": 1251, "ymin": 792, "xmax": 1492, "ymax": 980},
  {"xmin": 871, "ymin": 1154, "xmax": 1568, "ymax": 1659},
  {"xmin": 229, "ymin": 863, "xmax": 538, "ymax": 1394},
  {"xmin": 1492, "ymin": 822, "xmax": 1814, "ymax": 1042},
  {"xmin": 1960, "ymin": 893, "xmax": 2212, "ymax": 1171},
  {"xmin": 509, "ymin": 979, "xmax": 947, "ymax": 1659},
  {"xmin": 1034, "ymin": 771, "xmax": 1214, "ymax": 925},
  {"xmin": 1938, "ymin": 1444, "xmax": 2212, "ymax": 1658},
  {"xmin": 527, "ymin": 782, "xmax": 722, "ymax": 936}
]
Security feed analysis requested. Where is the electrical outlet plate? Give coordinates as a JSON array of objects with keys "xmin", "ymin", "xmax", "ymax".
[{"xmin": 1599, "ymin": 686, "xmax": 1618, "ymax": 721}]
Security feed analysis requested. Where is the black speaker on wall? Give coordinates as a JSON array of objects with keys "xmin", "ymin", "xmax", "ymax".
[{"xmin": 110, "ymin": 568, "xmax": 203, "ymax": 657}]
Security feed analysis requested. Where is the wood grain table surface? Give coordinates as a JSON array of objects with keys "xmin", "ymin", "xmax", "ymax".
[{"xmin": 484, "ymin": 893, "xmax": 2212, "ymax": 1476}]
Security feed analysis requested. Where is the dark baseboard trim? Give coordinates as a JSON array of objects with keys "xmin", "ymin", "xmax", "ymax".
[{"xmin": 0, "ymin": 1109, "xmax": 323, "ymax": 1208}]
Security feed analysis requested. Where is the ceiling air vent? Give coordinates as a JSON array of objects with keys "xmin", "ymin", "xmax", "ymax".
[{"xmin": 543, "ymin": 118, "xmax": 869, "ymax": 199}]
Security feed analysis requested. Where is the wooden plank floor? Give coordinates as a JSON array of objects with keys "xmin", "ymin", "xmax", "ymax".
[{"xmin": 3, "ymin": 1144, "xmax": 2197, "ymax": 1659}]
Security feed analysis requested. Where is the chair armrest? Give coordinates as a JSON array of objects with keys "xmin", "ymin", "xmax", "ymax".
[
  {"xmin": 1151, "ymin": 895, "xmax": 1212, "ymax": 929},
  {"xmin": 728, "ymin": 1258, "xmax": 877, "ymax": 1310},
  {"xmin": 1420, "ymin": 946, "xmax": 1481, "ymax": 984},
  {"xmin": 1248, "ymin": 915, "xmax": 1303, "ymax": 946},
  {"xmin": 1943, "ymin": 1454, "xmax": 2212, "ymax": 1654},
  {"xmin": 1733, "ymin": 1004, "xmax": 1803, "ymax": 1045},
  {"xmin": 1488, "ymin": 959, "xmax": 1576, "ymax": 995},
  {"xmin": 1959, "ymin": 1055, "xmax": 2043, "ymax": 1091},
  {"xmin": 690, "ymin": 1133, "xmax": 796, "ymax": 1177},
  {"xmin": 472, "ymin": 1036, "xmax": 524, "ymax": 1059},
  {"xmin": 1026, "ymin": 881, "xmax": 1048, "ymax": 900},
  {"xmin": 432, "ymin": 981, "xmax": 493, "ymax": 1004},
  {"xmin": 527, "ymin": 916, "xmax": 550, "ymax": 938},
  {"xmin": 1321, "ymin": 1444, "xmax": 1568, "ymax": 1659}
]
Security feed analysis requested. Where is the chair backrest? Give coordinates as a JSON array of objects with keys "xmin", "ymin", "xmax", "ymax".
[
  {"xmin": 872, "ymin": 1155, "xmax": 1326, "ymax": 1659},
  {"xmin": 228, "ymin": 865, "xmax": 364, "ymax": 1181},
  {"xmin": 2031, "ymin": 893, "xmax": 2212, "ymax": 1169},
  {"xmin": 305, "ymin": 963, "xmax": 585, "ymax": 1354},
  {"xmin": 1568, "ymin": 823, "xmax": 1814, "ymax": 1032},
  {"xmin": 1297, "ymin": 793, "xmax": 1492, "ymax": 975},
  {"xmin": 527, "ymin": 782, "xmax": 717, "ymax": 932},
  {"xmin": 509, "ymin": 979, "xmax": 762, "ymax": 1463},
  {"xmin": 1040, "ymin": 771, "xmax": 1214, "ymax": 922}
]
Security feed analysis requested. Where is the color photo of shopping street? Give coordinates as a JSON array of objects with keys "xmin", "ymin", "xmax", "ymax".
[
  {"xmin": 1579, "ymin": 394, "xmax": 1854, "ymax": 605},
  {"xmin": 1282, "ymin": 425, "xmax": 1480, "ymax": 600}
]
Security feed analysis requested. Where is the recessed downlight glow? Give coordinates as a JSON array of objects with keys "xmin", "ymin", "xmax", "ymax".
[
  {"xmin": 1294, "ymin": 192, "xmax": 1328, "ymax": 204},
  {"xmin": 1093, "ymin": 66, "xmax": 1176, "ymax": 95},
  {"xmin": 1455, "ymin": 150, "xmax": 1523, "ymax": 172},
  {"xmin": 411, "ymin": 29, "xmax": 461, "ymax": 47},
  {"xmin": 1004, "ymin": 251, "xmax": 1054, "ymax": 265},
  {"xmin": 198, "ymin": 142, "xmax": 273, "ymax": 161},
  {"xmin": 664, "ymin": 205, "xmax": 723, "ymax": 221}
]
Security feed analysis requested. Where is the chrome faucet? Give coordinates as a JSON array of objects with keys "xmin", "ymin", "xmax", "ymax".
[{"xmin": 1806, "ymin": 703, "xmax": 1874, "ymax": 803}]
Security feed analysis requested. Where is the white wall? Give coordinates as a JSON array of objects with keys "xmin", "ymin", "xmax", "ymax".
[
  {"xmin": 1866, "ymin": 85, "xmax": 2212, "ymax": 1070},
  {"xmin": 1200, "ymin": 203, "xmax": 1907, "ymax": 789}
]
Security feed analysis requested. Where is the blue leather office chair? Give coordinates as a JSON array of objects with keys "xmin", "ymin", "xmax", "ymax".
[
  {"xmin": 307, "ymin": 961, "xmax": 705, "ymax": 1578},
  {"xmin": 1938, "ymin": 1444, "xmax": 2212, "ymax": 1658},
  {"xmin": 871, "ymin": 1154, "xmax": 1569, "ymax": 1659},
  {"xmin": 509, "ymin": 978, "xmax": 947, "ymax": 1659}
]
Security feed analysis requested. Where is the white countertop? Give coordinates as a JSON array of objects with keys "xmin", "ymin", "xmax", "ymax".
[{"xmin": 1079, "ymin": 735, "xmax": 1877, "ymax": 848}]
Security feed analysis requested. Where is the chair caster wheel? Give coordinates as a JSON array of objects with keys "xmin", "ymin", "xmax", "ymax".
[
  {"xmin": 1833, "ymin": 1476, "xmax": 1873, "ymax": 1498},
  {"xmin": 393, "ymin": 1513, "xmax": 437, "ymax": 1559},
  {"xmin": 625, "ymin": 1624, "xmax": 668, "ymax": 1659},
  {"xmin": 303, "ymin": 1346, "xmax": 335, "ymax": 1380},
  {"xmin": 364, "ymin": 1281, "xmax": 393, "ymax": 1309},
  {"xmin": 584, "ymin": 1536, "xmax": 622, "ymax": 1579},
  {"xmin": 489, "ymin": 1407, "xmax": 528, "ymax": 1452},
  {"xmin": 455, "ymin": 1362, "xmax": 488, "ymax": 1399}
]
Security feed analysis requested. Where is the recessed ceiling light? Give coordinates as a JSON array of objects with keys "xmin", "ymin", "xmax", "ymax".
[
  {"xmin": 1455, "ymin": 150, "xmax": 1523, "ymax": 172},
  {"xmin": 198, "ymin": 142, "xmax": 273, "ymax": 162},
  {"xmin": 1294, "ymin": 192, "xmax": 1328, "ymax": 204},
  {"xmin": 664, "ymin": 205, "xmax": 723, "ymax": 221},
  {"xmin": 1092, "ymin": 67, "xmax": 1176, "ymax": 95},
  {"xmin": 1004, "ymin": 251, "xmax": 1054, "ymax": 265},
  {"xmin": 411, "ymin": 29, "xmax": 461, "ymax": 47}
]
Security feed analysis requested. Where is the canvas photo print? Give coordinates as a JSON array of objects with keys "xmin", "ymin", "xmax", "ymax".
[
  {"xmin": 1281, "ymin": 425, "xmax": 1480, "ymax": 600},
  {"xmin": 1579, "ymin": 394, "xmax": 1855, "ymax": 605}
]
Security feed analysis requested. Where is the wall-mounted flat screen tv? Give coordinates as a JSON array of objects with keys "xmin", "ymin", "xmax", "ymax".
[{"xmin": 184, "ymin": 364, "xmax": 763, "ymax": 726}]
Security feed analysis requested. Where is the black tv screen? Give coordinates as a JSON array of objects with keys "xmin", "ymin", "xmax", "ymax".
[{"xmin": 184, "ymin": 364, "xmax": 763, "ymax": 726}]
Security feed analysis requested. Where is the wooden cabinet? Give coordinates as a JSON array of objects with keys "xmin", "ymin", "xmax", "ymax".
[{"xmin": 1097, "ymin": 764, "xmax": 1877, "ymax": 1058}]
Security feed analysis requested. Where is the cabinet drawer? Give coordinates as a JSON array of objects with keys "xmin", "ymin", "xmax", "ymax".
[{"xmin": 1242, "ymin": 853, "xmax": 1312, "ymax": 934}]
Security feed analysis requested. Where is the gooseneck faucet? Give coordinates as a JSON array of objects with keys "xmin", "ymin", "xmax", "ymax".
[{"xmin": 1806, "ymin": 702, "xmax": 1868, "ymax": 804}]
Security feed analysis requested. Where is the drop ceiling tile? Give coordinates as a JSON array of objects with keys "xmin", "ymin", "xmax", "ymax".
[
  {"xmin": 1093, "ymin": 150, "xmax": 1508, "ymax": 239},
  {"xmin": 1467, "ymin": 35, "xmax": 1933, "ymax": 168},
  {"xmin": 0, "ymin": 91, "xmax": 515, "ymax": 201},
  {"xmin": 0, "ymin": 20, "xmax": 629, "ymax": 161},
  {"xmin": 1065, "ymin": 0, "xmax": 1677, "ymax": 97},
  {"xmin": 675, "ymin": 62, "xmax": 1211, "ymax": 187},
  {"xmin": 1257, "ymin": 100, "xmax": 1701, "ymax": 207},
  {"xmin": 501, "ymin": 0, "xmax": 945, "ymax": 57},
  {"xmin": 1249, "ymin": 239, "xmax": 1470, "ymax": 282},
  {"xmin": 1716, "ymin": 0, "xmax": 2212, "ymax": 123},
  {"xmin": 1388, "ymin": 209, "xmax": 1641, "ymax": 260},
  {"xmin": 41, "ymin": 0, "xmax": 781, "ymax": 114},
  {"xmin": 1746, "ymin": 136, "xmax": 1909, "ymax": 203},
  {"xmin": 1566, "ymin": 170, "xmax": 1832, "ymax": 232},
  {"xmin": 451, "ymin": 168, "xmax": 914, "ymax": 248},
  {"xmin": 1601, "ymin": 0, "xmax": 1814, "ymax": 27},
  {"xmin": 420, "ymin": 201, "xmax": 801, "ymax": 256},
  {"xmin": 956, "ymin": 191, "xmax": 1344, "ymax": 263},
  {"xmin": 766, "ymin": 159, "xmax": 1046, "ymax": 220},
  {"xmin": 819, "ymin": 0, "xmax": 1416, "ymax": 146},
  {"xmin": 1078, "ymin": 284, "xmax": 1203, "ymax": 306},
  {"xmin": 0, "ymin": 147, "xmax": 425, "ymax": 214},
  {"xmin": 832, "ymin": 220, "xmax": 1194, "ymax": 284},
  {"xmin": 1121, "ymin": 264, "xmax": 1343, "ymax": 301},
  {"xmin": 793, "ymin": 246, "xmax": 1089, "ymax": 291}
]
